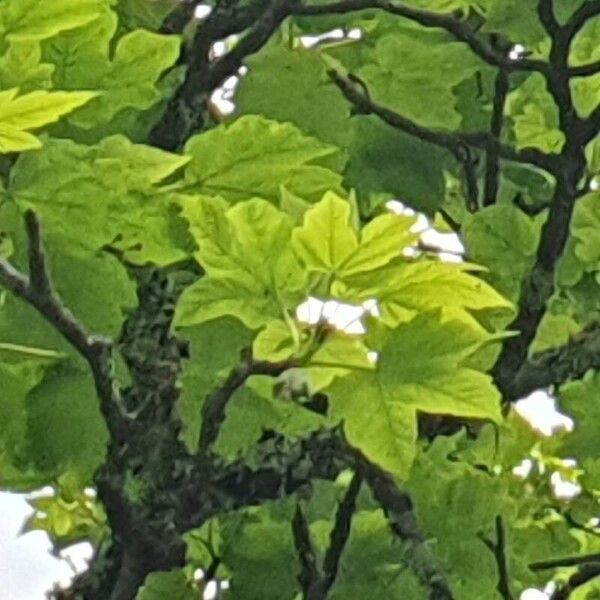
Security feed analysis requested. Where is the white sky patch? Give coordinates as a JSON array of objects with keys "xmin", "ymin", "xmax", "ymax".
[
  {"xmin": 194, "ymin": 4, "xmax": 212, "ymax": 19},
  {"xmin": 509, "ymin": 43, "xmax": 527, "ymax": 60},
  {"xmin": 300, "ymin": 28, "xmax": 345, "ymax": 49},
  {"xmin": 0, "ymin": 492, "xmax": 91, "ymax": 599},
  {"xmin": 386, "ymin": 199, "xmax": 465, "ymax": 262},
  {"xmin": 295, "ymin": 297, "xmax": 377, "ymax": 335},
  {"xmin": 590, "ymin": 177, "xmax": 600, "ymax": 192},
  {"xmin": 514, "ymin": 390, "xmax": 574, "ymax": 437},
  {"xmin": 550, "ymin": 471, "xmax": 582, "ymax": 500}
]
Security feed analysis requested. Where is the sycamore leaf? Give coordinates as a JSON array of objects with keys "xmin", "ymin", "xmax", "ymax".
[
  {"xmin": 292, "ymin": 191, "xmax": 358, "ymax": 273},
  {"xmin": 0, "ymin": 0, "xmax": 106, "ymax": 42},
  {"xmin": 327, "ymin": 373, "xmax": 418, "ymax": 480},
  {"xmin": 253, "ymin": 320, "xmax": 296, "ymax": 362},
  {"xmin": 0, "ymin": 88, "xmax": 96, "ymax": 152},
  {"xmin": 176, "ymin": 197, "xmax": 307, "ymax": 329},
  {"xmin": 45, "ymin": 13, "xmax": 181, "ymax": 132},
  {"xmin": 334, "ymin": 260, "xmax": 512, "ymax": 325},
  {"xmin": 340, "ymin": 212, "xmax": 417, "ymax": 276},
  {"xmin": 377, "ymin": 313, "xmax": 502, "ymax": 420},
  {"xmin": 182, "ymin": 116, "xmax": 344, "ymax": 203}
]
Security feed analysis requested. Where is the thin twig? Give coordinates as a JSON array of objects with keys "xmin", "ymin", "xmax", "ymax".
[
  {"xmin": 483, "ymin": 69, "xmax": 510, "ymax": 206},
  {"xmin": 551, "ymin": 563, "xmax": 600, "ymax": 600},
  {"xmin": 321, "ymin": 474, "xmax": 362, "ymax": 592},
  {"xmin": 295, "ymin": 0, "xmax": 548, "ymax": 74},
  {"xmin": 530, "ymin": 553, "xmax": 600, "ymax": 571},
  {"xmin": 328, "ymin": 70, "xmax": 557, "ymax": 172},
  {"xmin": 292, "ymin": 505, "xmax": 321, "ymax": 596},
  {"xmin": 480, "ymin": 516, "xmax": 514, "ymax": 600},
  {"xmin": 197, "ymin": 351, "xmax": 294, "ymax": 456}
]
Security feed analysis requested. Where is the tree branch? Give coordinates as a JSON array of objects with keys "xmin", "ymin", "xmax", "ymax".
[
  {"xmin": 292, "ymin": 504, "xmax": 321, "ymax": 597},
  {"xmin": 480, "ymin": 516, "xmax": 514, "ymax": 600},
  {"xmin": 329, "ymin": 69, "xmax": 558, "ymax": 172},
  {"xmin": 295, "ymin": 0, "xmax": 548, "ymax": 74},
  {"xmin": 492, "ymin": 7, "xmax": 589, "ymax": 398},
  {"xmin": 569, "ymin": 59, "xmax": 600, "ymax": 78},
  {"xmin": 151, "ymin": 0, "xmax": 296, "ymax": 150},
  {"xmin": 564, "ymin": 0, "xmax": 600, "ymax": 39},
  {"xmin": 321, "ymin": 474, "xmax": 361, "ymax": 593},
  {"xmin": 483, "ymin": 69, "xmax": 510, "ymax": 206},
  {"xmin": 551, "ymin": 563, "xmax": 600, "ymax": 600},
  {"xmin": 0, "ymin": 211, "xmax": 116, "ymax": 422},
  {"xmin": 173, "ymin": 429, "xmax": 454, "ymax": 599},
  {"xmin": 197, "ymin": 352, "xmax": 294, "ymax": 456},
  {"xmin": 531, "ymin": 552, "xmax": 600, "ymax": 571},
  {"xmin": 505, "ymin": 321, "xmax": 600, "ymax": 400}
]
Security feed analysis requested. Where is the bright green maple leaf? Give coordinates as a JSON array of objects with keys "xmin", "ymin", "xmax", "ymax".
[
  {"xmin": 0, "ymin": 88, "xmax": 97, "ymax": 152},
  {"xmin": 176, "ymin": 196, "xmax": 307, "ymax": 329},
  {"xmin": 0, "ymin": 0, "xmax": 108, "ymax": 42},
  {"xmin": 328, "ymin": 373, "xmax": 418, "ymax": 480},
  {"xmin": 334, "ymin": 260, "xmax": 512, "ymax": 326},
  {"xmin": 182, "ymin": 116, "xmax": 344, "ymax": 203},
  {"xmin": 292, "ymin": 191, "xmax": 359, "ymax": 274}
]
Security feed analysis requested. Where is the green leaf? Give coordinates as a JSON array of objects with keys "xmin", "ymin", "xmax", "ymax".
[
  {"xmin": 339, "ymin": 212, "xmax": 417, "ymax": 277},
  {"xmin": 292, "ymin": 191, "xmax": 358, "ymax": 274},
  {"xmin": 10, "ymin": 136, "xmax": 190, "ymax": 266},
  {"xmin": 214, "ymin": 381, "xmax": 326, "ymax": 460},
  {"xmin": 327, "ymin": 373, "xmax": 418, "ymax": 480},
  {"xmin": 182, "ymin": 116, "xmax": 344, "ymax": 203},
  {"xmin": 377, "ymin": 313, "xmax": 503, "ymax": 421},
  {"xmin": 334, "ymin": 260, "xmax": 512, "ymax": 326},
  {"xmin": 136, "ymin": 570, "xmax": 196, "ymax": 600},
  {"xmin": 506, "ymin": 74, "xmax": 565, "ymax": 153},
  {"xmin": 24, "ymin": 362, "xmax": 108, "ymax": 483},
  {"xmin": 43, "ymin": 12, "xmax": 180, "ymax": 132},
  {"xmin": 177, "ymin": 317, "xmax": 254, "ymax": 451},
  {"xmin": 0, "ymin": 40, "xmax": 54, "ymax": 92},
  {"xmin": 176, "ymin": 197, "xmax": 306, "ymax": 329},
  {"xmin": 558, "ymin": 371, "xmax": 600, "ymax": 461},
  {"xmin": 0, "ymin": 0, "xmax": 107, "ymax": 42},
  {"xmin": 235, "ymin": 44, "xmax": 351, "ymax": 148},
  {"xmin": 358, "ymin": 30, "xmax": 482, "ymax": 129},
  {"xmin": 344, "ymin": 115, "xmax": 451, "ymax": 214},
  {"xmin": 220, "ymin": 505, "xmax": 300, "ymax": 600},
  {"xmin": 463, "ymin": 203, "xmax": 543, "ymax": 301},
  {"xmin": 253, "ymin": 320, "xmax": 296, "ymax": 362},
  {"xmin": 571, "ymin": 191, "xmax": 600, "ymax": 267},
  {"xmin": 0, "ymin": 88, "xmax": 96, "ymax": 151}
]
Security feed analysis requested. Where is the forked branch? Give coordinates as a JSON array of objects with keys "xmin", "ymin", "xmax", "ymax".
[
  {"xmin": 328, "ymin": 69, "xmax": 557, "ymax": 172},
  {"xmin": 0, "ymin": 211, "xmax": 119, "ymax": 430}
]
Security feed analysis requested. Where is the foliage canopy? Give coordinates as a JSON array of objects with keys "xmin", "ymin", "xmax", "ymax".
[{"xmin": 1, "ymin": 0, "xmax": 600, "ymax": 599}]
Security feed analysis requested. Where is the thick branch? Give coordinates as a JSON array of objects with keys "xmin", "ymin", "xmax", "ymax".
[
  {"xmin": 505, "ymin": 321, "xmax": 600, "ymax": 399},
  {"xmin": 329, "ymin": 70, "xmax": 557, "ymax": 172},
  {"xmin": 493, "ymin": 6, "xmax": 589, "ymax": 398}
]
